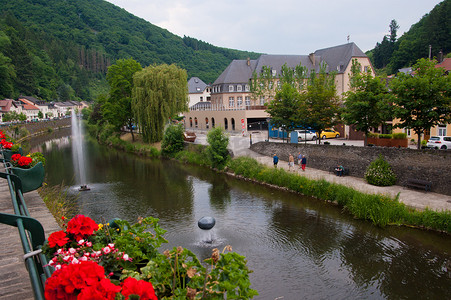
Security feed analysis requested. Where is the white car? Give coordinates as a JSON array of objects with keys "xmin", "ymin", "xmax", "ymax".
[
  {"xmin": 295, "ymin": 130, "xmax": 317, "ymax": 141},
  {"xmin": 426, "ymin": 136, "xmax": 451, "ymax": 149}
]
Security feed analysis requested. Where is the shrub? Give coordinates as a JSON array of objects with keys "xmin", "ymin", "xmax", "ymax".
[
  {"xmin": 378, "ymin": 133, "xmax": 392, "ymax": 139},
  {"xmin": 99, "ymin": 124, "xmax": 117, "ymax": 144},
  {"xmin": 367, "ymin": 132, "xmax": 378, "ymax": 138},
  {"xmin": 364, "ymin": 155, "xmax": 397, "ymax": 186},
  {"xmin": 393, "ymin": 132, "xmax": 407, "ymax": 139},
  {"xmin": 161, "ymin": 124, "xmax": 184, "ymax": 157},
  {"xmin": 206, "ymin": 127, "xmax": 229, "ymax": 170}
]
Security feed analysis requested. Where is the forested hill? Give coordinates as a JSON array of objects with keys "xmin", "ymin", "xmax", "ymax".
[
  {"xmin": 0, "ymin": 0, "xmax": 260, "ymax": 101},
  {"xmin": 368, "ymin": 0, "xmax": 450, "ymax": 74}
]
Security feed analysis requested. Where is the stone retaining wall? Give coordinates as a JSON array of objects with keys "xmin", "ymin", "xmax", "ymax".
[
  {"xmin": 0, "ymin": 118, "xmax": 71, "ymax": 138},
  {"xmin": 250, "ymin": 141, "xmax": 451, "ymax": 196}
]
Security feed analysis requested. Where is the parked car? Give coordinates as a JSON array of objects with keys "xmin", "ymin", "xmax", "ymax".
[
  {"xmin": 426, "ymin": 136, "xmax": 451, "ymax": 149},
  {"xmin": 318, "ymin": 129, "xmax": 340, "ymax": 139},
  {"xmin": 295, "ymin": 130, "xmax": 317, "ymax": 141}
]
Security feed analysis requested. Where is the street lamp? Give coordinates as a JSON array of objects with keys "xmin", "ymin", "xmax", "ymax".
[{"xmin": 266, "ymin": 118, "xmax": 270, "ymax": 142}]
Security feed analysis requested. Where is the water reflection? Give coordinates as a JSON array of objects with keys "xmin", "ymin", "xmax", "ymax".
[{"xmin": 38, "ymin": 135, "xmax": 451, "ymax": 299}]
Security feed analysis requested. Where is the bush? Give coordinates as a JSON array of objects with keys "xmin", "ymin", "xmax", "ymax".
[
  {"xmin": 378, "ymin": 134, "xmax": 392, "ymax": 139},
  {"xmin": 364, "ymin": 155, "xmax": 397, "ymax": 186},
  {"xmin": 161, "ymin": 124, "xmax": 184, "ymax": 157},
  {"xmin": 367, "ymin": 132, "xmax": 378, "ymax": 138},
  {"xmin": 206, "ymin": 127, "xmax": 229, "ymax": 170},
  {"xmin": 99, "ymin": 124, "xmax": 117, "ymax": 144},
  {"xmin": 393, "ymin": 132, "xmax": 407, "ymax": 139}
]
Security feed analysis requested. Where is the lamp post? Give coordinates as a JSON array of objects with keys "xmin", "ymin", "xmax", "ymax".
[{"xmin": 266, "ymin": 118, "xmax": 270, "ymax": 142}]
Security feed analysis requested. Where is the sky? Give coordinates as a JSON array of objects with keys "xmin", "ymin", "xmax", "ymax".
[{"xmin": 106, "ymin": 0, "xmax": 443, "ymax": 55}]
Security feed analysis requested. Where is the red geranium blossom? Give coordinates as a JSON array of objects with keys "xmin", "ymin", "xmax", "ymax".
[
  {"xmin": 45, "ymin": 261, "xmax": 120, "ymax": 300},
  {"xmin": 11, "ymin": 154, "xmax": 21, "ymax": 161},
  {"xmin": 121, "ymin": 277, "xmax": 158, "ymax": 300},
  {"xmin": 1, "ymin": 139, "xmax": 13, "ymax": 149},
  {"xmin": 67, "ymin": 215, "xmax": 99, "ymax": 240},
  {"xmin": 17, "ymin": 156, "xmax": 33, "ymax": 167},
  {"xmin": 48, "ymin": 230, "xmax": 70, "ymax": 248}
]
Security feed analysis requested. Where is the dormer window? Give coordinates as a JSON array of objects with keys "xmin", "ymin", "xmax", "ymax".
[
  {"xmin": 245, "ymin": 84, "xmax": 250, "ymax": 92},
  {"xmin": 196, "ymin": 87, "xmax": 201, "ymax": 92},
  {"xmin": 272, "ymin": 70, "xmax": 277, "ymax": 77},
  {"xmin": 237, "ymin": 85, "xmax": 242, "ymax": 92},
  {"xmin": 229, "ymin": 85, "xmax": 234, "ymax": 92}
]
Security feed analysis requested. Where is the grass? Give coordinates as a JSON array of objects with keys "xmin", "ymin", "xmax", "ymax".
[
  {"xmin": 38, "ymin": 182, "xmax": 78, "ymax": 227},
  {"xmin": 227, "ymin": 156, "xmax": 450, "ymax": 233}
]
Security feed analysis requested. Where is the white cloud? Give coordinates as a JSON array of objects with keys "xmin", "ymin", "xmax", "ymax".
[{"xmin": 107, "ymin": 0, "xmax": 443, "ymax": 54}]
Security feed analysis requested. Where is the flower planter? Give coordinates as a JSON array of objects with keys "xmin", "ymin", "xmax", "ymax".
[
  {"xmin": 2, "ymin": 147, "xmax": 23, "ymax": 161},
  {"xmin": 11, "ymin": 162, "xmax": 45, "ymax": 193},
  {"xmin": 367, "ymin": 137, "xmax": 408, "ymax": 148}
]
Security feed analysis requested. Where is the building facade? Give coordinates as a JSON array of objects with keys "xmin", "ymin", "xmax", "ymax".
[{"xmin": 184, "ymin": 42, "xmax": 374, "ymax": 136}]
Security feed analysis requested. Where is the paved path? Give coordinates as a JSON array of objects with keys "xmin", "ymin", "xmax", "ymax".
[
  {"xmin": 0, "ymin": 166, "xmax": 60, "ymax": 299},
  {"xmin": 195, "ymin": 131, "xmax": 451, "ymax": 212}
]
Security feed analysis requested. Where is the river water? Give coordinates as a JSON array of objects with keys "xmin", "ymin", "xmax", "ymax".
[{"xmin": 31, "ymin": 131, "xmax": 451, "ymax": 299}]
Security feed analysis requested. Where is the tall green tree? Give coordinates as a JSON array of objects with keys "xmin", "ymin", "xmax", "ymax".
[
  {"xmin": 303, "ymin": 65, "xmax": 340, "ymax": 144},
  {"xmin": 390, "ymin": 58, "xmax": 451, "ymax": 148},
  {"xmin": 343, "ymin": 59, "xmax": 393, "ymax": 145},
  {"xmin": 206, "ymin": 127, "xmax": 229, "ymax": 170},
  {"xmin": 266, "ymin": 83, "xmax": 303, "ymax": 142},
  {"xmin": 103, "ymin": 58, "xmax": 142, "ymax": 141},
  {"xmin": 132, "ymin": 64, "xmax": 188, "ymax": 143}
]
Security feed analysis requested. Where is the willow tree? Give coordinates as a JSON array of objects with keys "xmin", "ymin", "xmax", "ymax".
[{"xmin": 132, "ymin": 64, "xmax": 188, "ymax": 143}]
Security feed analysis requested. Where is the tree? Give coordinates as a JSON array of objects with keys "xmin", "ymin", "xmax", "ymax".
[
  {"xmin": 302, "ymin": 65, "xmax": 340, "ymax": 144},
  {"xmin": 266, "ymin": 83, "xmax": 303, "ymax": 142},
  {"xmin": 161, "ymin": 123, "xmax": 185, "ymax": 157},
  {"xmin": 103, "ymin": 58, "xmax": 142, "ymax": 141},
  {"xmin": 132, "ymin": 64, "xmax": 188, "ymax": 143},
  {"xmin": 390, "ymin": 58, "xmax": 451, "ymax": 149},
  {"xmin": 343, "ymin": 59, "xmax": 393, "ymax": 145},
  {"xmin": 206, "ymin": 127, "xmax": 229, "ymax": 170},
  {"xmin": 37, "ymin": 111, "xmax": 44, "ymax": 119}
]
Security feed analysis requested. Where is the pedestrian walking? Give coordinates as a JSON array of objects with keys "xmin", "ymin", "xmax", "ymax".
[
  {"xmin": 288, "ymin": 154, "xmax": 294, "ymax": 172},
  {"xmin": 297, "ymin": 152, "xmax": 303, "ymax": 169},
  {"xmin": 301, "ymin": 155, "xmax": 307, "ymax": 171},
  {"xmin": 273, "ymin": 153, "xmax": 279, "ymax": 168}
]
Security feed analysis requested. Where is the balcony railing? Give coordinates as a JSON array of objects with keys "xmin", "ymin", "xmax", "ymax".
[{"xmin": 189, "ymin": 104, "xmax": 267, "ymax": 112}]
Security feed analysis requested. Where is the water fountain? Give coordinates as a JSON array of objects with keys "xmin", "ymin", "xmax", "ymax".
[
  {"xmin": 198, "ymin": 216, "xmax": 215, "ymax": 243},
  {"xmin": 71, "ymin": 110, "xmax": 89, "ymax": 191}
]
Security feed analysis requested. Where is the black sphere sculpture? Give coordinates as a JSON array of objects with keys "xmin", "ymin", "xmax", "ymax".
[{"xmin": 198, "ymin": 216, "xmax": 216, "ymax": 230}]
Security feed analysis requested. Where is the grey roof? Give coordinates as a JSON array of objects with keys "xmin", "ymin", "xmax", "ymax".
[
  {"xmin": 188, "ymin": 77, "xmax": 208, "ymax": 94},
  {"xmin": 212, "ymin": 42, "xmax": 368, "ymax": 85},
  {"xmin": 213, "ymin": 59, "xmax": 257, "ymax": 85},
  {"xmin": 190, "ymin": 101, "xmax": 211, "ymax": 110},
  {"xmin": 314, "ymin": 42, "xmax": 367, "ymax": 73},
  {"xmin": 254, "ymin": 54, "xmax": 319, "ymax": 75}
]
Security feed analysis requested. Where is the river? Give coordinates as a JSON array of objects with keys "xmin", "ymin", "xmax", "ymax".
[{"xmin": 30, "ymin": 130, "xmax": 451, "ymax": 299}]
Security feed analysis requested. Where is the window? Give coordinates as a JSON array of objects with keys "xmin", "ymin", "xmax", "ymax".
[
  {"xmin": 237, "ymin": 85, "xmax": 242, "ymax": 92},
  {"xmin": 229, "ymin": 85, "xmax": 234, "ymax": 92},
  {"xmin": 245, "ymin": 84, "xmax": 250, "ymax": 92},
  {"xmin": 196, "ymin": 87, "xmax": 201, "ymax": 92},
  {"xmin": 245, "ymin": 96, "xmax": 251, "ymax": 106},
  {"xmin": 259, "ymin": 96, "xmax": 265, "ymax": 105},
  {"xmin": 194, "ymin": 117, "xmax": 198, "ymax": 128},
  {"xmin": 228, "ymin": 97, "xmax": 235, "ymax": 107},
  {"xmin": 200, "ymin": 96, "xmax": 203, "ymax": 102},
  {"xmin": 438, "ymin": 125, "xmax": 447, "ymax": 136},
  {"xmin": 189, "ymin": 117, "xmax": 193, "ymax": 128},
  {"xmin": 364, "ymin": 66, "xmax": 369, "ymax": 72},
  {"xmin": 237, "ymin": 96, "xmax": 243, "ymax": 106},
  {"xmin": 272, "ymin": 69, "xmax": 276, "ymax": 77}
]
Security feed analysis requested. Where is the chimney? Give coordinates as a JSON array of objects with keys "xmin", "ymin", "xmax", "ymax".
[
  {"xmin": 309, "ymin": 53, "xmax": 315, "ymax": 66},
  {"xmin": 247, "ymin": 57, "xmax": 250, "ymax": 66}
]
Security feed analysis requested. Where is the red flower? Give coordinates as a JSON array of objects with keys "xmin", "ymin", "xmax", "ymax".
[
  {"xmin": 67, "ymin": 215, "xmax": 99, "ymax": 240},
  {"xmin": 48, "ymin": 230, "xmax": 70, "ymax": 248},
  {"xmin": 77, "ymin": 278, "xmax": 121, "ymax": 300},
  {"xmin": 17, "ymin": 156, "xmax": 33, "ymax": 167},
  {"xmin": 121, "ymin": 277, "xmax": 158, "ymax": 300},
  {"xmin": 1, "ymin": 140, "xmax": 13, "ymax": 149},
  {"xmin": 11, "ymin": 154, "xmax": 21, "ymax": 161},
  {"xmin": 45, "ymin": 261, "xmax": 110, "ymax": 300}
]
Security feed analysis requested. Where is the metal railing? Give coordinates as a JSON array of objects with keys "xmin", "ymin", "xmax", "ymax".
[{"xmin": 0, "ymin": 152, "xmax": 52, "ymax": 300}]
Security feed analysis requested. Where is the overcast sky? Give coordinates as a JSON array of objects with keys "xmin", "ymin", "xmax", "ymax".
[{"xmin": 106, "ymin": 0, "xmax": 443, "ymax": 55}]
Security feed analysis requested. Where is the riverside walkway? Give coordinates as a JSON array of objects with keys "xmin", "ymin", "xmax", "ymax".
[
  {"xmin": 196, "ymin": 131, "xmax": 451, "ymax": 212},
  {"xmin": 0, "ymin": 165, "xmax": 59, "ymax": 299}
]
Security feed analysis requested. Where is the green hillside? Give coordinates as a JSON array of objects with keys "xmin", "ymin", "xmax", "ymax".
[
  {"xmin": 0, "ymin": 0, "xmax": 260, "ymax": 101},
  {"xmin": 368, "ymin": 0, "xmax": 450, "ymax": 74}
]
